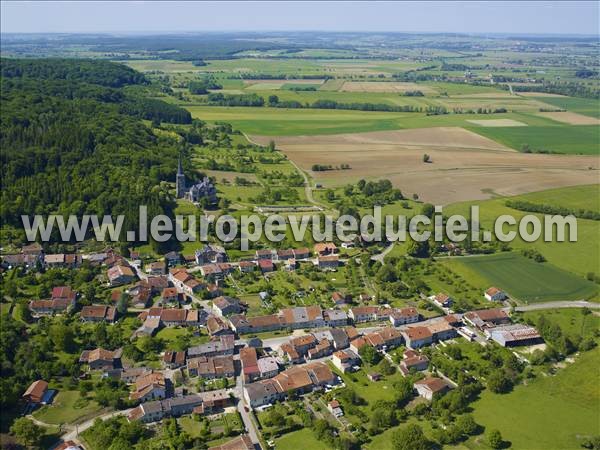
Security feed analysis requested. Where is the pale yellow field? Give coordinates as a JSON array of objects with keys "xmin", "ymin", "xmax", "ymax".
[
  {"xmin": 244, "ymin": 79, "xmax": 324, "ymax": 86},
  {"xmin": 467, "ymin": 119, "xmax": 528, "ymax": 127},
  {"xmin": 253, "ymin": 127, "xmax": 599, "ymax": 204},
  {"xmin": 340, "ymin": 81, "xmax": 437, "ymax": 94},
  {"xmin": 453, "ymin": 92, "xmax": 516, "ymax": 98},
  {"xmin": 518, "ymin": 92, "xmax": 568, "ymax": 98},
  {"xmin": 536, "ymin": 111, "xmax": 600, "ymax": 125}
]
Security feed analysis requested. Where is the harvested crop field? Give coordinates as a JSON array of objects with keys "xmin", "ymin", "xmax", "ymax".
[
  {"xmin": 340, "ymin": 81, "xmax": 436, "ymax": 94},
  {"xmin": 467, "ymin": 119, "xmax": 528, "ymax": 127},
  {"xmin": 536, "ymin": 111, "xmax": 600, "ymax": 125},
  {"xmin": 257, "ymin": 127, "xmax": 512, "ymax": 150},
  {"xmin": 252, "ymin": 127, "xmax": 599, "ymax": 204}
]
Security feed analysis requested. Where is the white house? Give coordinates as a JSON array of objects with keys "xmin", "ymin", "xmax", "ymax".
[{"xmin": 485, "ymin": 287, "xmax": 507, "ymax": 302}]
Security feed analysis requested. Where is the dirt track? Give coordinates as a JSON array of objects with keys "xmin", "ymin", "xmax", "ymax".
[{"xmin": 252, "ymin": 127, "xmax": 599, "ymax": 204}]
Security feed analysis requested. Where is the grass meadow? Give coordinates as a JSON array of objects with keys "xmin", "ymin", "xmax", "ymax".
[
  {"xmin": 33, "ymin": 390, "xmax": 103, "ymax": 425},
  {"xmin": 469, "ymin": 348, "xmax": 600, "ymax": 450},
  {"xmin": 446, "ymin": 252, "xmax": 598, "ymax": 303},
  {"xmin": 468, "ymin": 124, "xmax": 599, "ymax": 155},
  {"xmin": 443, "ymin": 185, "xmax": 600, "ymax": 279},
  {"xmin": 534, "ymin": 96, "xmax": 600, "ymax": 118}
]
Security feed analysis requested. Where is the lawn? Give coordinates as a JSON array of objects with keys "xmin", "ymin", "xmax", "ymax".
[
  {"xmin": 33, "ymin": 390, "xmax": 103, "ymax": 425},
  {"xmin": 469, "ymin": 348, "xmax": 600, "ymax": 450},
  {"xmin": 274, "ymin": 428, "xmax": 330, "ymax": 450},
  {"xmin": 179, "ymin": 412, "xmax": 243, "ymax": 438},
  {"xmin": 444, "ymin": 185, "xmax": 600, "ymax": 278},
  {"xmin": 447, "ymin": 252, "xmax": 598, "ymax": 303},
  {"xmin": 330, "ymin": 363, "xmax": 408, "ymax": 407},
  {"xmin": 154, "ymin": 327, "xmax": 209, "ymax": 350},
  {"xmin": 467, "ymin": 124, "xmax": 599, "ymax": 155}
]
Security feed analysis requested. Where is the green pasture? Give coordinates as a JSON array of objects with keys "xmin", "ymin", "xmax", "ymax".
[
  {"xmin": 444, "ymin": 185, "xmax": 600, "ymax": 278},
  {"xmin": 445, "ymin": 252, "xmax": 598, "ymax": 303},
  {"xmin": 469, "ymin": 124, "xmax": 599, "ymax": 155},
  {"xmin": 33, "ymin": 390, "xmax": 103, "ymax": 425},
  {"xmin": 533, "ymin": 96, "xmax": 600, "ymax": 118},
  {"xmin": 470, "ymin": 348, "xmax": 600, "ymax": 450},
  {"xmin": 185, "ymin": 106, "xmax": 558, "ymax": 137}
]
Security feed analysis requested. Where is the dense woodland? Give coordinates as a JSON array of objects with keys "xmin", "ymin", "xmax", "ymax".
[{"xmin": 0, "ymin": 59, "xmax": 199, "ymax": 249}]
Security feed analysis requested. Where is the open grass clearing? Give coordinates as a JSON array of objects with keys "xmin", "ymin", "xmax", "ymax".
[
  {"xmin": 470, "ymin": 124, "xmax": 599, "ymax": 155},
  {"xmin": 446, "ymin": 252, "xmax": 598, "ymax": 303},
  {"xmin": 274, "ymin": 428, "xmax": 330, "ymax": 450},
  {"xmin": 33, "ymin": 390, "xmax": 103, "ymax": 425},
  {"xmin": 469, "ymin": 348, "xmax": 600, "ymax": 450},
  {"xmin": 444, "ymin": 185, "xmax": 600, "ymax": 277}
]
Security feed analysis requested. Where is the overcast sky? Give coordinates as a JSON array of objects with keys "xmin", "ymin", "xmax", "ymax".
[{"xmin": 2, "ymin": 1, "xmax": 598, "ymax": 35}]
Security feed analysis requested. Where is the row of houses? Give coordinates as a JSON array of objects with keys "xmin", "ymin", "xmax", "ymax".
[
  {"xmin": 228, "ymin": 305, "xmax": 421, "ymax": 336},
  {"xmin": 400, "ymin": 316, "xmax": 460, "ymax": 349},
  {"xmin": 255, "ymin": 247, "xmax": 310, "ymax": 261},
  {"xmin": 128, "ymin": 389, "xmax": 232, "ymax": 423},
  {"xmin": 243, "ymin": 361, "xmax": 336, "ymax": 408},
  {"xmin": 29, "ymin": 286, "xmax": 78, "ymax": 317},
  {"xmin": 2, "ymin": 243, "xmax": 84, "ymax": 269},
  {"xmin": 134, "ymin": 307, "xmax": 206, "ymax": 337}
]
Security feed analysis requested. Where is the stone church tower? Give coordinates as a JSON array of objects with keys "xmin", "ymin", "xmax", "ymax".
[{"xmin": 175, "ymin": 155, "xmax": 186, "ymax": 199}]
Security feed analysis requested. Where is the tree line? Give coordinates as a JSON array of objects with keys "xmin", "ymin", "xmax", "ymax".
[{"xmin": 505, "ymin": 200, "xmax": 600, "ymax": 221}]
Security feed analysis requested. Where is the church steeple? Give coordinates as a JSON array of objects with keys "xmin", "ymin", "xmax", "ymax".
[{"xmin": 177, "ymin": 155, "xmax": 183, "ymax": 175}]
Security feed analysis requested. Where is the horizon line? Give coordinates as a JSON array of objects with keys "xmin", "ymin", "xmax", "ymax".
[{"xmin": 1, "ymin": 30, "xmax": 599, "ymax": 38}]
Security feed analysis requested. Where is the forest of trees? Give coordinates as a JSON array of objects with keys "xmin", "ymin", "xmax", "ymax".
[{"xmin": 0, "ymin": 58, "xmax": 197, "ymax": 250}]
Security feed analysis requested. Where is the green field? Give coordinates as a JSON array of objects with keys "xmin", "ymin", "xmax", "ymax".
[
  {"xmin": 186, "ymin": 106, "xmax": 410, "ymax": 135},
  {"xmin": 186, "ymin": 106, "xmax": 559, "ymax": 137},
  {"xmin": 33, "ymin": 390, "xmax": 103, "ymax": 425},
  {"xmin": 534, "ymin": 96, "xmax": 600, "ymax": 119},
  {"xmin": 469, "ymin": 124, "xmax": 599, "ymax": 155},
  {"xmin": 470, "ymin": 348, "xmax": 600, "ymax": 450},
  {"xmin": 444, "ymin": 185, "xmax": 600, "ymax": 278},
  {"xmin": 512, "ymin": 184, "xmax": 600, "ymax": 212},
  {"xmin": 447, "ymin": 252, "xmax": 598, "ymax": 303},
  {"xmin": 275, "ymin": 428, "xmax": 330, "ymax": 450}
]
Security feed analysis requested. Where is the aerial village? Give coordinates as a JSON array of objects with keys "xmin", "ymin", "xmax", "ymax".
[{"xmin": 4, "ymin": 237, "xmax": 551, "ymax": 450}]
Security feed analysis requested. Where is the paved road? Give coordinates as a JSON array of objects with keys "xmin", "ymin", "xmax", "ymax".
[
  {"xmin": 234, "ymin": 375, "xmax": 263, "ymax": 449},
  {"xmin": 513, "ymin": 300, "xmax": 600, "ymax": 312},
  {"xmin": 371, "ymin": 242, "xmax": 395, "ymax": 264}
]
